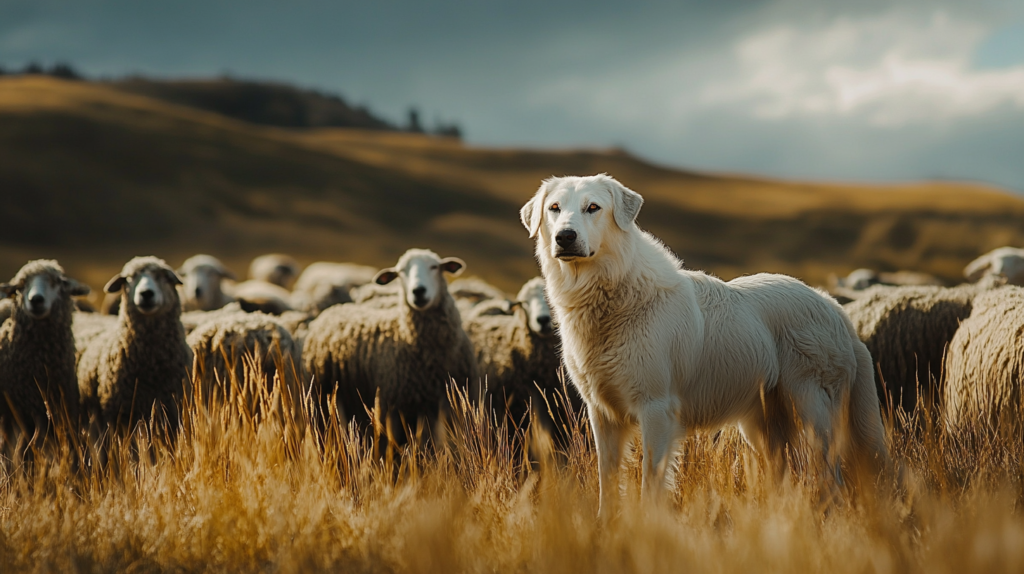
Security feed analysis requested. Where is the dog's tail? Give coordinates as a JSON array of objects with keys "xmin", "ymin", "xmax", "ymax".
[{"xmin": 846, "ymin": 335, "xmax": 893, "ymax": 485}]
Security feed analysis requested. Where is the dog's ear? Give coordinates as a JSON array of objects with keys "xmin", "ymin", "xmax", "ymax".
[
  {"xmin": 607, "ymin": 177, "xmax": 644, "ymax": 231},
  {"xmin": 104, "ymin": 274, "xmax": 127, "ymax": 294},
  {"xmin": 520, "ymin": 180, "xmax": 551, "ymax": 239},
  {"xmin": 63, "ymin": 277, "xmax": 91, "ymax": 297},
  {"xmin": 439, "ymin": 257, "xmax": 465, "ymax": 276},
  {"xmin": 374, "ymin": 268, "xmax": 400, "ymax": 285}
]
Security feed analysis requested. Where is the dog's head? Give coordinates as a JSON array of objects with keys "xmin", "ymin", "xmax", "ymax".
[{"xmin": 520, "ymin": 174, "xmax": 643, "ymax": 264}]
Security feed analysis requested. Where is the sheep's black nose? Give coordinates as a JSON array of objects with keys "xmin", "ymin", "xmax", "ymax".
[
  {"xmin": 412, "ymin": 286, "xmax": 427, "ymax": 299},
  {"xmin": 537, "ymin": 316, "xmax": 551, "ymax": 328},
  {"xmin": 29, "ymin": 294, "xmax": 44, "ymax": 307},
  {"xmin": 195, "ymin": 287, "xmax": 203, "ymax": 298},
  {"xmin": 140, "ymin": 289, "xmax": 155, "ymax": 301},
  {"xmin": 555, "ymin": 229, "xmax": 577, "ymax": 248}
]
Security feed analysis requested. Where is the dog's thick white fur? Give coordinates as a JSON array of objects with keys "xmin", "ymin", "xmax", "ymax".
[{"xmin": 521, "ymin": 174, "xmax": 889, "ymax": 511}]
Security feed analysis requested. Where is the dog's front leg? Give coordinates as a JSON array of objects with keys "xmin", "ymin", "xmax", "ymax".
[
  {"xmin": 639, "ymin": 400, "xmax": 679, "ymax": 503},
  {"xmin": 589, "ymin": 407, "xmax": 628, "ymax": 517}
]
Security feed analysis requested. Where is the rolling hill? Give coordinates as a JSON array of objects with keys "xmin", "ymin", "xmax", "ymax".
[{"xmin": 1, "ymin": 75, "xmax": 1023, "ymax": 296}]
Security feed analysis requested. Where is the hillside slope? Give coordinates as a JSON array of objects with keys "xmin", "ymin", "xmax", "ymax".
[{"xmin": 1, "ymin": 75, "xmax": 1022, "ymax": 293}]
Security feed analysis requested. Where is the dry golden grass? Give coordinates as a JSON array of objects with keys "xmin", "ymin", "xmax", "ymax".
[{"xmin": 3, "ymin": 358, "xmax": 1024, "ymax": 573}]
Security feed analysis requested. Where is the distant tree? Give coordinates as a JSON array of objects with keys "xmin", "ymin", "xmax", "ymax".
[
  {"xmin": 433, "ymin": 121, "xmax": 463, "ymax": 140},
  {"xmin": 48, "ymin": 62, "xmax": 81, "ymax": 80},
  {"xmin": 406, "ymin": 107, "xmax": 424, "ymax": 133},
  {"xmin": 0, "ymin": 65, "xmax": 5, "ymax": 76},
  {"xmin": 23, "ymin": 62, "xmax": 43, "ymax": 74}
]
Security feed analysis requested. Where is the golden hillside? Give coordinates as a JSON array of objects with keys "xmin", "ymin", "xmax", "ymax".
[{"xmin": 1, "ymin": 75, "xmax": 1022, "ymax": 293}]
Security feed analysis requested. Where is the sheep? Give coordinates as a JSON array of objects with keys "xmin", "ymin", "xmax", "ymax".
[
  {"xmin": 177, "ymin": 254, "xmax": 236, "ymax": 312},
  {"xmin": 186, "ymin": 310, "xmax": 300, "ymax": 405},
  {"xmin": 943, "ymin": 286, "xmax": 1024, "ymax": 431},
  {"xmin": 449, "ymin": 276, "xmax": 509, "ymax": 318},
  {"xmin": 72, "ymin": 311, "xmax": 117, "ymax": 364},
  {"xmin": 291, "ymin": 262, "xmax": 378, "ymax": 314},
  {"xmin": 463, "ymin": 277, "xmax": 582, "ymax": 444},
  {"xmin": 964, "ymin": 246, "xmax": 1024, "ymax": 286},
  {"xmin": 248, "ymin": 254, "xmax": 301, "ymax": 289},
  {"xmin": 827, "ymin": 268, "xmax": 943, "ymax": 303},
  {"xmin": 77, "ymin": 257, "xmax": 193, "ymax": 430},
  {"xmin": 230, "ymin": 280, "xmax": 294, "ymax": 315},
  {"xmin": 0, "ymin": 260, "xmax": 89, "ymax": 439},
  {"xmin": 303, "ymin": 249, "xmax": 477, "ymax": 442},
  {"xmin": 843, "ymin": 283, "xmax": 988, "ymax": 415}
]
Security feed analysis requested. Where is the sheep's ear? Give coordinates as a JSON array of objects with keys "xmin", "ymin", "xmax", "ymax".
[
  {"xmin": 964, "ymin": 254, "xmax": 993, "ymax": 282},
  {"xmin": 520, "ymin": 180, "xmax": 551, "ymax": 239},
  {"xmin": 607, "ymin": 177, "xmax": 644, "ymax": 231},
  {"xmin": 509, "ymin": 300, "xmax": 523, "ymax": 311},
  {"xmin": 0, "ymin": 283, "xmax": 17, "ymax": 297},
  {"xmin": 439, "ymin": 257, "xmax": 465, "ymax": 276},
  {"xmin": 164, "ymin": 269, "xmax": 184, "ymax": 286},
  {"xmin": 217, "ymin": 265, "xmax": 237, "ymax": 281},
  {"xmin": 63, "ymin": 278, "xmax": 91, "ymax": 297},
  {"xmin": 374, "ymin": 268, "xmax": 399, "ymax": 285},
  {"xmin": 104, "ymin": 275, "xmax": 127, "ymax": 294}
]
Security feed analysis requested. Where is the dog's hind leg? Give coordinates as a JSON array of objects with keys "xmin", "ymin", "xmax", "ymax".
[
  {"xmin": 589, "ymin": 407, "xmax": 630, "ymax": 517},
  {"xmin": 639, "ymin": 401, "xmax": 681, "ymax": 503}
]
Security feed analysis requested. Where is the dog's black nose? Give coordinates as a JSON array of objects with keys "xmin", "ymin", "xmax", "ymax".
[
  {"xmin": 140, "ymin": 289, "xmax": 155, "ymax": 301},
  {"xmin": 29, "ymin": 294, "xmax": 44, "ymax": 308},
  {"xmin": 555, "ymin": 229, "xmax": 577, "ymax": 248}
]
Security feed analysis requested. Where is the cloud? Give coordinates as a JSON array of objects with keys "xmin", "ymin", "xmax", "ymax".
[{"xmin": 705, "ymin": 11, "xmax": 1024, "ymax": 126}]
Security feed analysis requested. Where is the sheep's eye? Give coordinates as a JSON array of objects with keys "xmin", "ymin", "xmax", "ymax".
[
  {"xmin": 431, "ymin": 265, "xmax": 438, "ymax": 270},
  {"xmin": 586, "ymin": 203, "xmax": 601, "ymax": 213},
  {"xmin": 549, "ymin": 203, "xmax": 560, "ymax": 212}
]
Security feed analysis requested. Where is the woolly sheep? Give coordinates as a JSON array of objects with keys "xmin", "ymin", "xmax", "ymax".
[
  {"xmin": 464, "ymin": 277, "xmax": 582, "ymax": 442},
  {"xmin": 449, "ymin": 277, "xmax": 509, "ymax": 318},
  {"xmin": 72, "ymin": 311, "xmax": 116, "ymax": 364},
  {"xmin": 303, "ymin": 249, "xmax": 477, "ymax": 441},
  {"xmin": 291, "ymin": 262, "xmax": 378, "ymax": 314},
  {"xmin": 843, "ymin": 283, "xmax": 985, "ymax": 414},
  {"xmin": 230, "ymin": 280, "xmax": 294, "ymax": 315},
  {"xmin": 248, "ymin": 254, "xmax": 301, "ymax": 289},
  {"xmin": 964, "ymin": 247, "xmax": 1024, "ymax": 286},
  {"xmin": 187, "ymin": 309, "xmax": 300, "ymax": 404},
  {"xmin": 177, "ymin": 254, "xmax": 237, "ymax": 312},
  {"xmin": 827, "ymin": 268, "xmax": 943, "ymax": 303},
  {"xmin": 0, "ymin": 260, "xmax": 89, "ymax": 437},
  {"xmin": 943, "ymin": 286, "xmax": 1024, "ymax": 431},
  {"xmin": 77, "ymin": 256, "xmax": 193, "ymax": 430}
]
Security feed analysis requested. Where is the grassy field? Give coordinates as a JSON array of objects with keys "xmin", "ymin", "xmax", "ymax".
[
  {"xmin": 3, "ymin": 75, "xmax": 1024, "ymax": 295},
  {"xmin": 2, "ymin": 363, "xmax": 1024, "ymax": 573}
]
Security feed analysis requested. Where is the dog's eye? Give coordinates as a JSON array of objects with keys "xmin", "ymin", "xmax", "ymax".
[
  {"xmin": 549, "ymin": 203, "xmax": 560, "ymax": 212},
  {"xmin": 586, "ymin": 203, "xmax": 601, "ymax": 213}
]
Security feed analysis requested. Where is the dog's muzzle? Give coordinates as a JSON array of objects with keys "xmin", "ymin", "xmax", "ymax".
[{"xmin": 554, "ymin": 229, "xmax": 587, "ymax": 259}]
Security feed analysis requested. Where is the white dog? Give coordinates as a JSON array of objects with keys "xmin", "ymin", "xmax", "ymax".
[{"xmin": 520, "ymin": 174, "xmax": 889, "ymax": 512}]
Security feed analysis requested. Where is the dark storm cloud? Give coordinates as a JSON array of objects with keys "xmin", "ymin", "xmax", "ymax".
[{"xmin": 1, "ymin": 0, "xmax": 1022, "ymax": 190}]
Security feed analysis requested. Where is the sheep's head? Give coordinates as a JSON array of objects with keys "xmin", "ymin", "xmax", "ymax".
[
  {"xmin": 373, "ymin": 249, "xmax": 464, "ymax": 311},
  {"xmin": 105, "ymin": 256, "xmax": 183, "ymax": 317},
  {"xmin": 177, "ymin": 254, "xmax": 236, "ymax": 311},
  {"xmin": 515, "ymin": 277, "xmax": 554, "ymax": 337},
  {"xmin": 249, "ymin": 254, "xmax": 300, "ymax": 289},
  {"xmin": 0, "ymin": 259, "xmax": 90, "ymax": 319}
]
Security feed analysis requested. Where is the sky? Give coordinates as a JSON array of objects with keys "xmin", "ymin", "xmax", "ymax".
[{"xmin": 2, "ymin": 0, "xmax": 1023, "ymax": 190}]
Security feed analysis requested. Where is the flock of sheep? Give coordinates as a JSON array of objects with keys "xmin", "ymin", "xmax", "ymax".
[
  {"xmin": 0, "ymin": 250, "xmax": 567, "ymax": 446},
  {"xmin": 0, "ymin": 242, "xmax": 1022, "ymax": 450}
]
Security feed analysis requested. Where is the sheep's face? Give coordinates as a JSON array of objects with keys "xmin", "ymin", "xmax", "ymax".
[
  {"xmin": 178, "ymin": 256, "xmax": 235, "ymax": 311},
  {"xmin": 0, "ymin": 270, "xmax": 89, "ymax": 320},
  {"xmin": 520, "ymin": 175, "xmax": 643, "ymax": 264},
  {"xmin": 105, "ymin": 263, "xmax": 183, "ymax": 317},
  {"xmin": 374, "ymin": 250, "xmax": 465, "ymax": 312},
  {"xmin": 516, "ymin": 278, "xmax": 554, "ymax": 337}
]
